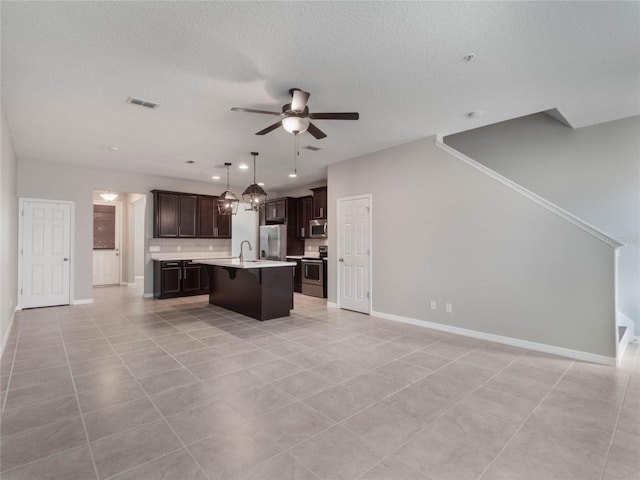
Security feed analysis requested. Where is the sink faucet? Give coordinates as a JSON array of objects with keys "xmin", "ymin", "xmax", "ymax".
[{"xmin": 239, "ymin": 240, "xmax": 252, "ymax": 263}]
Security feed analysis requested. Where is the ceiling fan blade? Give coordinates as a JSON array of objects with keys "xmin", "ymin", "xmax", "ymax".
[
  {"xmin": 255, "ymin": 121, "xmax": 282, "ymax": 135},
  {"xmin": 306, "ymin": 122, "xmax": 327, "ymax": 140},
  {"xmin": 231, "ymin": 107, "xmax": 281, "ymax": 116},
  {"xmin": 290, "ymin": 89, "xmax": 310, "ymax": 113},
  {"xmin": 308, "ymin": 112, "xmax": 359, "ymax": 120}
]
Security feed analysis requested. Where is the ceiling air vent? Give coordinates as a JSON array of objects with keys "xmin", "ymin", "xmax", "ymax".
[
  {"xmin": 127, "ymin": 97, "xmax": 159, "ymax": 109},
  {"xmin": 303, "ymin": 145, "xmax": 321, "ymax": 151}
]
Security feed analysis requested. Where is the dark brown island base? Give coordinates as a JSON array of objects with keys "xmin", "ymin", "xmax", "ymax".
[{"xmin": 198, "ymin": 259, "xmax": 295, "ymax": 321}]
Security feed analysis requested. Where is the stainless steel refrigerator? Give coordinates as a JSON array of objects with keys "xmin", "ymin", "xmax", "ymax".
[{"xmin": 259, "ymin": 225, "xmax": 288, "ymax": 261}]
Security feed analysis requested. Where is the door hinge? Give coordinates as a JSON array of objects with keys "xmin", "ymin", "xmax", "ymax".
[
  {"xmin": 366, "ymin": 292, "xmax": 370, "ymax": 299},
  {"xmin": 21, "ymin": 288, "xmax": 23, "ymax": 294},
  {"xmin": 21, "ymin": 210, "xmax": 24, "ymax": 216}
]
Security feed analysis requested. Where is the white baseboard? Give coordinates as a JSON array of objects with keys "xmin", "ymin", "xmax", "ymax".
[
  {"xmin": 0, "ymin": 308, "xmax": 17, "ymax": 356},
  {"xmin": 371, "ymin": 309, "xmax": 616, "ymax": 367},
  {"xmin": 125, "ymin": 283, "xmax": 136, "ymax": 287},
  {"xmin": 135, "ymin": 275, "xmax": 144, "ymax": 280},
  {"xmin": 326, "ymin": 302, "xmax": 338, "ymax": 308},
  {"xmin": 143, "ymin": 293, "xmax": 154, "ymax": 298},
  {"xmin": 72, "ymin": 298, "xmax": 94, "ymax": 305}
]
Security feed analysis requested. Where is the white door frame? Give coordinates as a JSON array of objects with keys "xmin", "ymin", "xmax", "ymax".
[
  {"xmin": 336, "ymin": 193, "xmax": 373, "ymax": 313},
  {"xmin": 93, "ymin": 200, "xmax": 123, "ymax": 286},
  {"xmin": 17, "ymin": 198, "xmax": 75, "ymax": 310}
]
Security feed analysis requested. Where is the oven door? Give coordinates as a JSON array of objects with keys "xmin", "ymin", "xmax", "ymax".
[
  {"xmin": 302, "ymin": 259, "xmax": 324, "ymax": 286},
  {"xmin": 301, "ymin": 259, "xmax": 324, "ymax": 297}
]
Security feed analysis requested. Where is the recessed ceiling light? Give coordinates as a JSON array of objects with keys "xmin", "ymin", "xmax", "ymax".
[
  {"xmin": 109, "ymin": 146, "xmax": 119, "ymax": 151},
  {"xmin": 467, "ymin": 111, "xmax": 483, "ymax": 118},
  {"xmin": 211, "ymin": 175, "xmax": 221, "ymax": 180},
  {"xmin": 289, "ymin": 173, "xmax": 297, "ymax": 178},
  {"xmin": 257, "ymin": 182, "xmax": 265, "ymax": 186},
  {"xmin": 238, "ymin": 164, "xmax": 249, "ymax": 170},
  {"xmin": 185, "ymin": 160, "xmax": 195, "ymax": 164}
]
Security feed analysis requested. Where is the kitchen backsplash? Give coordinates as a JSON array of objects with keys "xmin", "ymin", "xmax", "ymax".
[
  {"xmin": 147, "ymin": 238, "xmax": 231, "ymax": 254},
  {"xmin": 305, "ymin": 238, "xmax": 328, "ymax": 252}
]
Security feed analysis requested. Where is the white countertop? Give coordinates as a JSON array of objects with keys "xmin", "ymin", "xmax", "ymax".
[{"xmin": 197, "ymin": 258, "xmax": 296, "ymax": 269}]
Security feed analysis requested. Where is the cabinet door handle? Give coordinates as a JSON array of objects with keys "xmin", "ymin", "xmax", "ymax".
[
  {"xmin": 214, "ymin": 227, "xmax": 218, "ymax": 237},
  {"xmin": 320, "ymin": 207, "xmax": 323, "ymax": 217},
  {"xmin": 301, "ymin": 227, "xmax": 304, "ymax": 237}
]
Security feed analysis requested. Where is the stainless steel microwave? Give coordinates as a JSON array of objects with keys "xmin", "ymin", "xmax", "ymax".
[{"xmin": 309, "ymin": 219, "xmax": 327, "ymax": 238}]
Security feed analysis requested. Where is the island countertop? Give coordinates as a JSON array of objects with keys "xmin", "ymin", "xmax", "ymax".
[{"xmin": 197, "ymin": 258, "xmax": 295, "ymax": 269}]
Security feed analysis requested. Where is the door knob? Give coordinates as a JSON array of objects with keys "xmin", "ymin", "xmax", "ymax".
[{"xmin": 338, "ymin": 258, "xmax": 344, "ymax": 262}]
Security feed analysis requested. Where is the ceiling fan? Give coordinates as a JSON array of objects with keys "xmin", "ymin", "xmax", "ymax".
[{"xmin": 231, "ymin": 88, "xmax": 359, "ymax": 139}]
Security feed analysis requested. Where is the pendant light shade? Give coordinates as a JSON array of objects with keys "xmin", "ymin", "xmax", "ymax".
[
  {"xmin": 282, "ymin": 116, "xmax": 309, "ymax": 134},
  {"xmin": 217, "ymin": 163, "xmax": 239, "ymax": 215},
  {"xmin": 242, "ymin": 152, "xmax": 267, "ymax": 211}
]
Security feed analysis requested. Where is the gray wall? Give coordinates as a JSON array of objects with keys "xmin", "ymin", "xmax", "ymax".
[
  {"xmin": 134, "ymin": 197, "xmax": 145, "ymax": 277},
  {"xmin": 17, "ymin": 159, "xmax": 241, "ymax": 300},
  {"xmin": 328, "ymin": 136, "xmax": 617, "ymax": 358},
  {"xmin": 446, "ymin": 114, "xmax": 640, "ymax": 331},
  {"xmin": 1, "ymin": 106, "xmax": 18, "ymax": 350}
]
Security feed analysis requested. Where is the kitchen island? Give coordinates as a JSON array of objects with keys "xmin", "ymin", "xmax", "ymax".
[{"xmin": 197, "ymin": 259, "xmax": 295, "ymax": 321}]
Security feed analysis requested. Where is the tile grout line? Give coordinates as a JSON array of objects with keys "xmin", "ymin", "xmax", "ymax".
[
  {"xmin": 350, "ymin": 348, "xmax": 533, "ymax": 480},
  {"xmin": 85, "ymin": 311, "xmax": 213, "ymax": 480},
  {"xmin": 475, "ymin": 359, "xmax": 576, "ymax": 480},
  {"xmin": 223, "ymin": 338, "xmax": 505, "ymax": 479},
  {"xmin": 597, "ymin": 373, "xmax": 632, "ymax": 480},
  {"xmin": 56, "ymin": 316, "xmax": 102, "ymax": 480}
]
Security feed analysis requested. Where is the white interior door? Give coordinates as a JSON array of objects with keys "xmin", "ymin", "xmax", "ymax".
[
  {"xmin": 21, "ymin": 200, "xmax": 71, "ymax": 308},
  {"xmin": 93, "ymin": 202, "xmax": 121, "ymax": 286},
  {"xmin": 338, "ymin": 195, "xmax": 371, "ymax": 313}
]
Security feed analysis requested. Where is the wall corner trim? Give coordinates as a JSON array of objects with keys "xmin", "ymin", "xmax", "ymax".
[
  {"xmin": 326, "ymin": 302, "xmax": 338, "ymax": 309},
  {"xmin": 434, "ymin": 135, "xmax": 623, "ymax": 249},
  {"xmin": 143, "ymin": 293, "xmax": 154, "ymax": 298},
  {"xmin": 371, "ymin": 309, "xmax": 616, "ymax": 367},
  {"xmin": 71, "ymin": 298, "xmax": 93, "ymax": 305}
]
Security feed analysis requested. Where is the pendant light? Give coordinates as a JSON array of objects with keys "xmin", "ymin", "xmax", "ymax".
[
  {"xmin": 242, "ymin": 152, "xmax": 267, "ymax": 211},
  {"xmin": 100, "ymin": 191, "xmax": 118, "ymax": 202},
  {"xmin": 217, "ymin": 163, "xmax": 239, "ymax": 215}
]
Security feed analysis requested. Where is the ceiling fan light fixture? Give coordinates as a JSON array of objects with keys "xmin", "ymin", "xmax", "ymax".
[
  {"xmin": 217, "ymin": 163, "xmax": 239, "ymax": 215},
  {"xmin": 100, "ymin": 191, "xmax": 118, "ymax": 202},
  {"xmin": 282, "ymin": 116, "xmax": 309, "ymax": 134}
]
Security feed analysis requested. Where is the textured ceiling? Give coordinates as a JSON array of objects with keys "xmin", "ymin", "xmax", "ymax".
[{"xmin": 2, "ymin": 1, "xmax": 638, "ymax": 191}]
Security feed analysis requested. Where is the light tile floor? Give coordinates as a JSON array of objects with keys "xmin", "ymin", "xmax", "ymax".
[{"xmin": 1, "ymin": 282, "xmax": 638, "ymax": 479}]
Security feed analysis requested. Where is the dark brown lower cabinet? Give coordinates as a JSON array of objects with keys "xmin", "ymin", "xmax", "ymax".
[
  {"xmin": 292, "ymin": 260, "xmax": 302, "ymax": 293},
  {"xmin": 153, "ymin": 260, "xmax": 210, "ymax": 298}
]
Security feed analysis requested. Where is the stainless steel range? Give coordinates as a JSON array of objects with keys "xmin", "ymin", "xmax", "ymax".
[{"xmin": 301, "ymin": 246, "xmax": 327, "ymax": 298}]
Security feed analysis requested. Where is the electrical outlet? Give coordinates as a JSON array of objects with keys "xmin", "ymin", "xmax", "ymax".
[
  {"xmin": 148, "ymin": 246, "xmax": 160, "ymax": 252},
  {"xmin": 430, "ymin": 301, "xmax": 437, "ymax": 311},
  {"xmin": 446, "ymin": 303, "xmax": 452, "ymax": 313},
  {"xmin": 177, "ymin": 246, "xmax": 182, "ymax": 252},
  {"xmin": 209, "ymin": 245, "xmax": 213, "ymax": 251}
]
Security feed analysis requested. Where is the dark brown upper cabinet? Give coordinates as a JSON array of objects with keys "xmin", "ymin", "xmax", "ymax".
[
  {"xmin": 311, "ymin": 186, "xmax": 327, "ymax": 219},
  {"xmin": 265, "ymin": 198, "xmax": 287, "ymax": 223},
  {"xmin": 153, "ymin": 190, "xmax": 231, "ymax": 238},
  {"xmin": 296, "ymin": 195, "xmax": 313, "ymax": 238}
]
